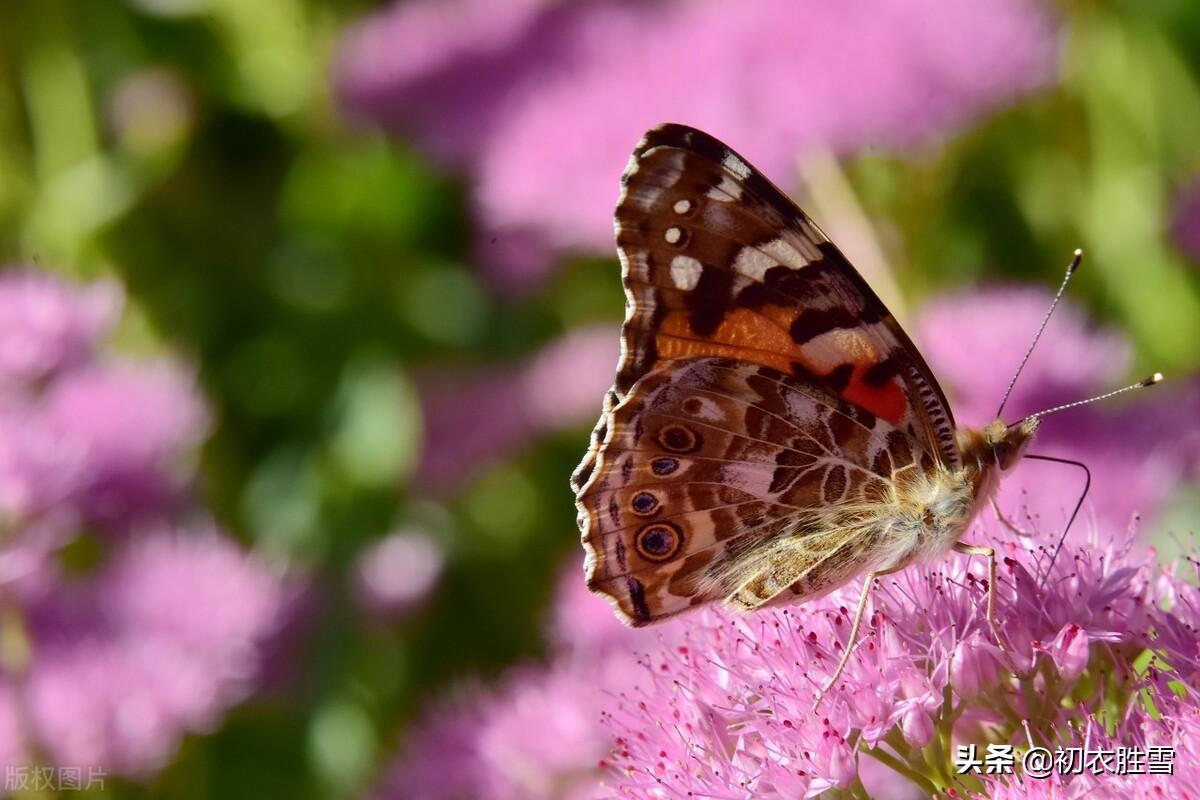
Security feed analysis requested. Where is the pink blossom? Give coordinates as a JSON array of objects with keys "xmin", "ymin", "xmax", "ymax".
[
  {"xmin": 0, "ymin": 269, "xmax": 121, "ymax": 387},
  {"xmin": 371, "ymin": 558, "xmax": 677, "ymax": 800},
  {"xmin": 0, "ymin": 267, "xmax": 294, "ymax": 780},
  {"xmin": 370, "ymin": 702, "xmax": 487, "ymax": 800},
  {"xmin": 336, "ymin": 0, "xmax": 1058, "ymax": 290},
  {"xmin": 600, "ymin": 512, "xmax": 1200, "ymax": 797},
  {"xmin": 44, "ymin": 361, "xmax": 208, "ymax": 479},
  {"xmin": 917, "ymin": 286, "xmax": 1131, "ymax": 427},
  {"xmin": 353, "ymin": 530, "xmax": 444, "ymax": 617},
  {"xmin": 0, "ymin": 399, "xmax": 84, "ymax": 522},
  {"xmin": 19, "ymin": 527, "xmax": 288, "ymax": 777},
  {"xmin": 41, "ymin": 360, "xmax": 210, "ymax": 525},
  {"xmin": 545, "ymin": 554, "xmax": 639, "ymax": 655}
]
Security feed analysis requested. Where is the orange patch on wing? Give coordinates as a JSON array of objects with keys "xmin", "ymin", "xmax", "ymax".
[
  {"xmin": 656, "ymin": 308, "xmax": 798, "ymax": 373},
  {"xmin": 655, "ymin": 308, "xmax": 907, "ymax": 425},
  {"xmin": 842, "ymin": 364, "xmax": 906, "ymax": 424}
]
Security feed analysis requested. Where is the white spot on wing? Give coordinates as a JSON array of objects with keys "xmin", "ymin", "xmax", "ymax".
[
  {"xmin": 722, "ymin": 152, "xmax": 752, "ymax": 179},
  {"xmin": 800, "ymin": 324, "xmax": 884, "ymax": 371},
  {"xmin": 760, "ymin": 237, "xmax": 814, "ymax": 267},
  {"xmin": 670, "ymin": 255, "xmax": 703, "ymax": 290},
  {"xmin": 673, "ymin": 199, "xmax": 692, "ymax": 214},
  {"xmin": 665, "ymin": 227, "xmax": 682, "ymax": 244},
  {"xmin": 732, "ymin": 246, "xmax": 777, "ymax": 281},
  {"xmin": 706, "ymin": 174, "xmax": 742, "ymax": 202}
]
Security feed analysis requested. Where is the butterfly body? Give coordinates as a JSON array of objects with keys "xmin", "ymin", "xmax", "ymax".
[{"xmin": 573, "ymin": 123, "xmax": 1037, "ymax": 629}]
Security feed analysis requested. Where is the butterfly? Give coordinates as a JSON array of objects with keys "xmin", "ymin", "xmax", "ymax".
[{"xmin": 570, "ymin": 123, "xmax": 1059, "ymax": 704}]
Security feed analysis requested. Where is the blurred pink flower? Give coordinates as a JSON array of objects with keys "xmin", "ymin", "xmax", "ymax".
[
  {"xmin": 417, "ymin": 325, "xmax": 618, "ymax": 488},
  {"xmin": 0, "ymin": 267, "xmax": 294, "ymax": 780},
  {"xmin": 0, "ymin": 270, "xmax": 208, "ymax": 530},
  {"xmin": 44, "ymin": 361, "xmax": 208, "ymax": 481},
  {"xmin": 0, "ymin": 269, "xmax": 121, "ymax": 387},
  {"xmin": 337, "ymin": 0, "xmax": 1058, "ymax": 290},
  {"xmin": 372, "ymin": 558, "xmax": 676, "ymax": 800},
  {"xmin": 0, "ymin": 399, "xmax": 84, "ymax": 522},
  {"xmin": 42, "ymin": 360, "xmax": 210, "ymax": 525},
  {"xmin": 370, "ymin": 702, "xmax": 487, "ymax": 800},
  {"xmin": 353, "ymin": 529, "xmax": 444, "ymax": 618},
  {"xmin": 918, "ymin": 286, "xmax": 1199, "ymax": 531},
  {"xmin": 546, "ymin": 555, "xmax": 638, "ymax": 655},
  {"xmin": 17, "ymin": 528, "xmax": 288, "ymax": 777}
]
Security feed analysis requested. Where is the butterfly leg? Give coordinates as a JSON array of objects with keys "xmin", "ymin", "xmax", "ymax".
[
  {"xmin": 811, "ymin": 566, "xmax": 903, "ymax": 712},
  {"xmin": 952, "ymin": 542, "xmax": 1008, "ymax": 655}
]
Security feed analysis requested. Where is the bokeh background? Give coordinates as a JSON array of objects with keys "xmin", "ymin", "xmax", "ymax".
[{"xmin": 0, "ymin": 0, "xmax": 1198, "ymax": 798}]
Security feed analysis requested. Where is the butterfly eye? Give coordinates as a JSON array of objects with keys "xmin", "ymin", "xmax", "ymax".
[
  {"xmin": 630, "ymin": 491, "xmax": 660, "ymax": 516},
  {"xmin": 635, "ymin": 522, "xmax": 683, "ymax": 562},
  {"xmin": 658, "ymin": 424, "xmax": 700, "ymax": 453},
  {"xmin": 650, "ymin": 457, "xmax": 679, "ymax": 476}
]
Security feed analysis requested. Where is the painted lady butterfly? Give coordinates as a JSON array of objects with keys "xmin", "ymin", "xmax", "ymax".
[{"xmin": 571, "ymin": 123, "xmax": 1157, "ymax": 702}]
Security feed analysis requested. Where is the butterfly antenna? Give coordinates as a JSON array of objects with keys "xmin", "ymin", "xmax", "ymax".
[
  {"xmin": 1023, "ymin": 454, "xmax": 1090, "ymax": 579},
  {"xmin": 1025, "ymin": 373, "xmax": 1164, "ymax": 422},
  {"xmin": 995, "ymin": 249, "xmax": 1083, "ymax": 419}
]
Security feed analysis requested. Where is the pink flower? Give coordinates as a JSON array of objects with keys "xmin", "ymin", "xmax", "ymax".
[
  {"xmin": 336, "ymin": 0, "xmax": 1058, "ymax": 290},
  {"xmin": 371, "ymin": 558, "xmax": 677, "ymax": 800},
  {"xmin": 20, "ymin": 527, "xmax": 288, "ymax": 777},
  {"xmin": 917, "ymin": 287, "xmax": 1130, "ymax": 427},
  {"xmin": 0, "ymin": 269, "xmax": 121, "ymax": 387},
  {"xmin": 353, "ymin": 530, "xmax": 444, "ymax": 617},
  {"xmin": 601, "ymin": 512, "xmax": 1200, "ymax": 798},
  {"xmin": 370, "ymin": 702, "xmax": 486, "ymax": 800},
  {"xmin": 0, "ymin": 267, "xmax": 295, "ymax": 780},
  {"xmin": 41, "ymin": 360, "xmax": 210, "ymax": 525}
]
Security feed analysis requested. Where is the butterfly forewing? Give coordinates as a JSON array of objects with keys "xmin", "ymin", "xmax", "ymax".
[{"xmin": 575, "ymin": 123, "xmax": 958, "ymax": 625}]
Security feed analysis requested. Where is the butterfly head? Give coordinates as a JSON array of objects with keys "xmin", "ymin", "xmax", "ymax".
[{"xmin": 981, "ymin": 416, "xmax": 1040, "ymax": 473}]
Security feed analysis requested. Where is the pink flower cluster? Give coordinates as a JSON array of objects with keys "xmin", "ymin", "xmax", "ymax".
[
  {"xmin": 603, "ymin": 519, "xmax": 1199, "ymax": 797},
  {"xmin": 336, "ymin": 0, "xmax": 1059, "ymax": 290},
  {"xmin": 0, "ymin": 269, "xmax": 290, "ymax": 778}
]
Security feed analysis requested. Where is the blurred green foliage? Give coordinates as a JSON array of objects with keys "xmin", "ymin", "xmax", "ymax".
[{"xmin": 0, "ymin": 1, "xmax": 1198, "ymax": 798}]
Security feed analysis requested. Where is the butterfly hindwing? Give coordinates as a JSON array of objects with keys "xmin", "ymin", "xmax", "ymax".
[{"xmin": 578, "ymin": 357, "xmax": 936, "ymax": 624}]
